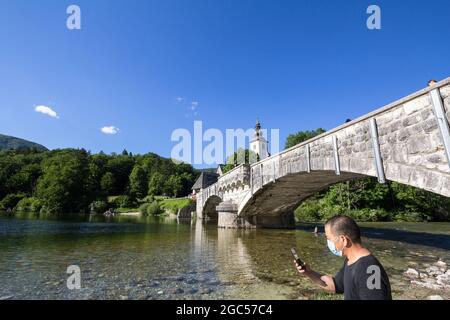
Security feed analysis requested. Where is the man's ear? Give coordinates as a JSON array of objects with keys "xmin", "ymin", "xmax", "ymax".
[{"xmin": 343, "ymin": 236, "xmax": 352, "ymax": 248}]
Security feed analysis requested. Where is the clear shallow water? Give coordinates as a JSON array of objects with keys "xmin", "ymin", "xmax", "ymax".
[{"xmin": 0, "ymin": 213, "xmax": 449, "ymax": 300}]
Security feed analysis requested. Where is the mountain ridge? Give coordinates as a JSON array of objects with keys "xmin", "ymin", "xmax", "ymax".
[{"xmin": 0, "ymin": 134, "xmax": 48, "ymax": 151}]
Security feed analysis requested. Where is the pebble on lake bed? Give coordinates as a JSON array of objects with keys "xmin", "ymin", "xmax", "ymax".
[
  {"xmin": 426, "ymin": 266, "xmax": 444, "ymax": 277},
  {"xmin": 169, "ymin": 288, "xmax": 184, "ymax": 294},
  {"xmin": 407, "ymin": 259, "xmax": 450, "ymax": 292},
  {"xmin": 436, "ymin": 260, "xmax": 447, "ymax": 268},
  {"xmin": 404, "ymin": 268, "xmax": 420, "ymax": 278}
]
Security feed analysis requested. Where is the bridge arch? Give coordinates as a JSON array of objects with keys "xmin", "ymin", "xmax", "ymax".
[
  {"xmin": 202, "ymin": 195, "xmax": 222, "ymax": 220},
  {"xmin": 237, "ymin": 142, "xmax": 450, "ymax": 225},
  {"xmin": 236, "ymin": 170, "xmax": 363, "ymax": 228}
]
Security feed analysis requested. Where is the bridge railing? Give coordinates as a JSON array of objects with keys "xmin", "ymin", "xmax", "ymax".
[
  {"xmin": 202, "ymin": 77, "xmax": 450, "ymax": 198},
  {"xmin": 249, "ymin": 155, "xmax": 280, "ymax": 192},
  {"xmin": 201, "ymin": 183, "xmax": 218, "ymax": 205},
  {"xmin": 217, "ymin": 164, "xmax": 250, "ymax": 192},
  {"xmin": 301, "ymin": 79, "xmax": 448, "ymax": 157},
  {"xmin": 249, "ymin": 78, "xmax": 450, "ymax": 171},
  {"xmin": 200, "ymin": 166, "xmax": 249, "ymax": 200}
]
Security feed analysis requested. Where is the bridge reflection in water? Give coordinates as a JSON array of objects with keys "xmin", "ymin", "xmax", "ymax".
[
  {"xmin": 184, "ymin": 217, "xmax": 450, "ymax": 299},
  {"xmin": 187, "ymin": 218, "xmax": 329, "ymax": 298},
  {"xmin": 189, "ymin": 219, "xmax": 257, "ymax": 284}
]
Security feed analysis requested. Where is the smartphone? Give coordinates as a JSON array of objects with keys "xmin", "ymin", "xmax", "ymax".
[{"xmin": 291, "ymin": 247, "xmax": 306, "ymax": 268}]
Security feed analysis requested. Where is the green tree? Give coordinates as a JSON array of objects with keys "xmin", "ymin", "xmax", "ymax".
[
  {"xmin": 100, "ymin": 172, "xmax": 115, "ymax": 195},
  {"xmin": 0, "ymin": 193, "xmax": 27, "ymax": 210},
  {"xmin": 223, "ymin": 148, "xmax": 258, "ymax": 174},
  {"xmin": 148, "ymin": 172, "xmax": 165, "ymax": 196},
  {"xmin": 106, "ymin": 155, "xmax": 135, "ymax": 194},
  {"xmin": 36, "ymin": 149, "xmax": 91, "ymax": 214},
  {"xmin": 145, "ymin": 201, "xmax": 164, "ymax": 216},
  {"xmin": 164, "ymin": 175, "xmax": 183, "ymax": 197},
  {"xmin": 88, "ymin": 153, "xmax": 108, "ymax": 198},
  {"xmin": 0, "ymin": 150, "xmax": 44, "ymax": 199},
  {"xmin": 178, "ymin": 172, "xmax": 196, "ymax": 197},
  {"xmin": 129, "ymin": 165, "xmax": 148, "ymax": 199},
  {"xmin": 285, "ymin": 128, "xmax": 326, "ymax": 149}
]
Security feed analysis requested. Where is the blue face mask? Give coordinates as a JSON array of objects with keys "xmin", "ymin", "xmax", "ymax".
[{"xmin": 327, "ymin": 239, "xmax": 343, "ymax": 257}]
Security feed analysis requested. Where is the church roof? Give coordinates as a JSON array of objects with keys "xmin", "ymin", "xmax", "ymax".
[{"xmin": 192, "ymin": 172, "xmax": 219, "ymax": 190}]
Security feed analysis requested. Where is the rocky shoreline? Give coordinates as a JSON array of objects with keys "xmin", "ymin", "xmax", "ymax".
[{"xmin": 404, "ymin": 259, "xmax": 450, "ymax": 300}]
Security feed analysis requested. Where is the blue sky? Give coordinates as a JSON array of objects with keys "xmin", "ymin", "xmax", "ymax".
[{"xmin": 1, "ymin": 0, "xmax": 449, "ymax": 167}]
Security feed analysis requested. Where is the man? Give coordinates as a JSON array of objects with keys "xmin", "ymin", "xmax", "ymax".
[{"xmin": 295, "ymin": 215, "xmax": 392, "ymax": 300}]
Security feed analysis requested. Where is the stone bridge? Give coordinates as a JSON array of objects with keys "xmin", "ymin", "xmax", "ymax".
[{"xmin": 196, "ymin": 78, "xmax": 450, "ymax": 228}]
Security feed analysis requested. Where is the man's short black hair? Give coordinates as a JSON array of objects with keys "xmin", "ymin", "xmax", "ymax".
[{"xmin": 325, "ymin": 215, "xmax": 361, "ymax": 244}]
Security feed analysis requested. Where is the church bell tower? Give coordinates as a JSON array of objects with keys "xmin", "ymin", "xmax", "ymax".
[{"xmin": 250, "ymin": 119, "xmax": 269, "ymax": 161}]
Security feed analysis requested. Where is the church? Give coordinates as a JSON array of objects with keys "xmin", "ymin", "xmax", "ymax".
[
  {"xmin": 250, "ymin": 119, "xmax": 270, "ymax": 161},
  {"xmin": 216, "ymin": 119, "xmax": 270, "ymax": 177},
  {"xmin": 192, "ymin": 119, "xmax": 271, "ymax": 198}
]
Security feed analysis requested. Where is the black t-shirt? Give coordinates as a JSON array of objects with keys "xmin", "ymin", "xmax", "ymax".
[{"xmin": 333, "ymin": 254, "xmax": 392, "ymax": 300}]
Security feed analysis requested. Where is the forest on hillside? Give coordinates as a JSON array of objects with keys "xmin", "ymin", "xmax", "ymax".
[{"xmin": 0, "ymin": 149, "xmax": 198, "ymax": 214}]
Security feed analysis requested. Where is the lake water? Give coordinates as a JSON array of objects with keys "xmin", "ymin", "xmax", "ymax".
[{"xmin": 1, "ymin": 213, "xmax": 450, "ymax": 300}]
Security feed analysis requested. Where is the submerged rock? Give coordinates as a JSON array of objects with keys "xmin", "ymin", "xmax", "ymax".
[
  {"xmin": 186, "ymin": 288, "xmax": 198, "ymax": 294},
  {"xmin": 436, "ymin": 274, "xmax": 450, "ymax": 286},
  {"xmin": 435, "ymin": 260, "xmax": 447, "ymax": 268},
  {"xmin": 185, "ymin": 278, "xmax": 199, "ymax": 284},
  {"xmin": 169, "ymin": 288, "xmax": 184, "ymax": 294},
  {"xmin": 419, "ymin": 272, "xmax": 428, "ymax": 279},
  {"xmin": 148, "ymin": 281, "xmax": 161, "ymax": 287},
  {"xmin": 426, "ymin": 266, "xmax": 444, "ymax": 277},
  {"xmin": 199, "ymin": 288, "xmax": 213, "ymax": 294},
  {"xmin": 405, "ymin": 268, "xmax": 420, "ymax": 278},
  {"xmin": 167, "ymin": 275, "xmax": 185, "ymax": 282},
  {"xmin": 411, "ymin": 280, "xmax": 443, "ymax": 291}
]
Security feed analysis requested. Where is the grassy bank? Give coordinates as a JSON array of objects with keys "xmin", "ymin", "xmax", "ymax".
[
  {"xmin": 160, "ymin": 198, "xmax": 195, "ymax": 214},
  {"xmin": 130, "ymin": 197, "xmax": 195, "ymax": 216}
]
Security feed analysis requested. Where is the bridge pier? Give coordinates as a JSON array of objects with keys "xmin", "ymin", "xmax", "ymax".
[
  {"xmin": 216, "ymin": 201, "xmax": 295, "ymax": 229},
  {"xmin": 253, "ymin": 213, "xmax": 296, "ymax": 229},
  {"xmin": 216, "ymin": 201, "xmax": 256, "ymax": 229}
]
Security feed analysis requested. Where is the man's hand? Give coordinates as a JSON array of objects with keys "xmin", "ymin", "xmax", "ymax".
[
  {"xmin": 293, "ymin": 260, "xmax": 334, "ymax": 291},
  {"xmin": 294, "ymin": 260, "xmax": 310, "ymax": 275}
]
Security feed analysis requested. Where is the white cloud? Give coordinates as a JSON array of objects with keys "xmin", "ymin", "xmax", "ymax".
[
  {"xmin": 191, "ymin": 101, "xmax": 199, "ymax": 110},
  {"xmin": 35, "ymin": 105, "xmax": 59, "ymax": 119},
  {"xmin": 101, "ymin": 126, "xmax": 120, "ymax": 135},
  {"xmin": 176, "ymin": 97, "xmax": 184, "ymax": 102}
]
